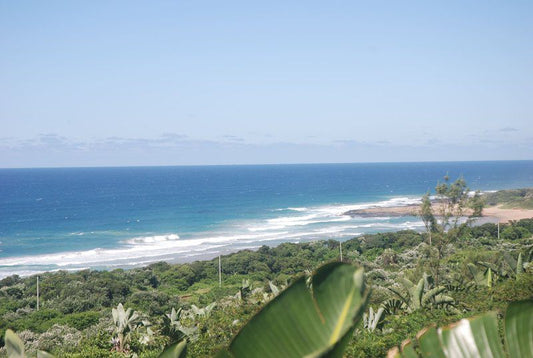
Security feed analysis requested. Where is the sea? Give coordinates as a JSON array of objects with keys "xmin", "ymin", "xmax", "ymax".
[{"xmin": 1, "ymin": 161, "xmax": 532, "ymax": 278}]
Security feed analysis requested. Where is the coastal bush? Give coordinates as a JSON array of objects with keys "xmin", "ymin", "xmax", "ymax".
[
  {"xmin": 465, "ymin": 223, "xmax": 499, "ymax": 239},
  {"xmin": 514, "ymin": 218, "xmax": 533, "ymax": 233},
  {"xmin": 127, "ymin": 290, "xmax": 179, "ymax": 316},
  {"xmin": 484, "ymin": 188, "xmax": 533, "ymax": 209},
  {"xmin": 36, "ymin": 324, "xmax": 82, "ymax": 353},
  {"xmin": 57, "ymin": 311, "xmax": 100, "ymax": 331},
  {"xmin": 501, "ymin": 226, "xmax": 531, "ymax": 240}
]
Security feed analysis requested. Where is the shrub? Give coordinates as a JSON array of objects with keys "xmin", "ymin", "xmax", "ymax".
[{"xmin": 501, "ymin": 226, "xmax": 531, "ymax": 240}]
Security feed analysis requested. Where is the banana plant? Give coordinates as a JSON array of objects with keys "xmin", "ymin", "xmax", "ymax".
[
  {"xmin": 216, "ymin": 262, "xmax": 369, "ymax": 357},
  {"xmin": 190, "ymin": 302, "xmax": 216, "ymax": 318},
  {"xmin": 4, "ymin": 329, "xmax": 54, "ymax": 358},
  {"xmin": 266, "ymin": 280, "xmax": 288, "ymax": 301},
  {"xmin": 388, "ymin": 274, "xmax": 455, "ymax": 312},
  {"xmin": 467, "ymin": 263, "xmax": 490, "ymax": 287},
  {"xmin": 504, "ymin": 252, "xmax": 531, "ymax": 278},
  {"xmin": 381, "ymin": 298, "xmax": 405, "ymax": 316},
  {"xmin": 234, "ymin": 279, "xmax": 251, "ymax": 302},
  {"xmin": 268, "ymin": 280, "xmax": 280, "ymax": 296},
  {"xmin": 162, "ymin": 307, "xmax": 198, "ymax": 342},
  {"xmin": 362, "ymin": 306, "xmax": 386, "ymax": 332},
  {"xmin": 444, "ymin": 273, "xmax": 475, "ymax": 292},
  {"xmin": 111, "ymin": 303, "xmax": 140, "ymax": 352},
  {"xmin": 388, "ymin": 300, "xmax": 533, "ymax": 358},
  {"xmin": 159, "ymin": 339, "xmax": 187, "ymax": 358},
  {"xmin": 477, "ymin": 260, "xmax": 511, "ymax": 281},
  {"xmin": 138, "ymin": 319, "xmax": 155, "ymax": 345}
]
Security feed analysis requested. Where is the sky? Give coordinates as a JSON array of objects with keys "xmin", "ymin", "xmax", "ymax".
[{"xmin": 1, "ymin": 1, "xmax": 532, "ymax": 167}]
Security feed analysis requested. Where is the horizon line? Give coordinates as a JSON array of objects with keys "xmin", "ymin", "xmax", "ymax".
[{"xmin": 1, "ymin": 158, "xmax": 532, "ymax": 170}]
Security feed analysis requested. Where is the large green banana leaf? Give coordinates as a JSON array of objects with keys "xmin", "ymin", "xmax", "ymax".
[
  {"xmin": 4, "ymin": 329, "xmax": 55, "ymax": 358},
  {"xmin": 5, "ymin": 329, "xmax": 25, "ymax": 358},
  {"xmin": 218, "ymin": 262, "xmax": 369, "ymax": 358},
  {"xmin": 159, "ymin": 339, "xmax": 187, "ymax": 358},
  {"xmin": 389, "ymin": 300, "xmax": 533, "ymax": 358}
]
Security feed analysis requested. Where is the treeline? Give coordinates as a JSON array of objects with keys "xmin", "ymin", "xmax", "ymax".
[{"xmin": 1, "ymin": 219, "xmax": 532, "ymax": 357}]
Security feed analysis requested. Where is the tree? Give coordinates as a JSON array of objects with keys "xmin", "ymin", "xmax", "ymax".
[
  {"xmin": 469, "ymin": 190, "xmax": 484, "ymax": 217},
  {"xmin": 434, "ymin": 175, "xmax": 469, "ymax": 232},
  {"xmin": 419, "ymin": 192, "xmax": 437, "ymax": 246},
  {"xmin": 418, "ymin": 176, "xmax": 485, "ymax": 283}
]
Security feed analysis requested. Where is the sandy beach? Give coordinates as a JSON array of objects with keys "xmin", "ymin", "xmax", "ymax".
[{"xmin": 343, "ymin": 204, "xmax": 533, "ymax": 223}]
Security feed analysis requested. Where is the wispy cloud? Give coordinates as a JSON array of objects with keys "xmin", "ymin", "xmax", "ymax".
[
  {"xmin": 221, "ymin": 135, "xmax": 245, "ymax": 142},
  {"xmin": 500, "ymin": 127, "xmax": 519, "ymax": 132}
]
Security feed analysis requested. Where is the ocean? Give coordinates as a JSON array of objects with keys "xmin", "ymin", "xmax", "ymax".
[{"xmin": 1, "ymin": 161, "xmax": 532, "ymax": 278}]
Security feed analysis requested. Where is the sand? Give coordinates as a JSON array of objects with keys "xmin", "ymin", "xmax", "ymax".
[{"xmin": 343, "ymin": 204, "xmax": 533, "ymax": 223}]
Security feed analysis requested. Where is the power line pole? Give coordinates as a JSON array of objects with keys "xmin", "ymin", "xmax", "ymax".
[
  {"xmin": 339, "ymin": 242, "xmax": 343, "ymax": 262},
  {"xmin": 498, "ymin": 222, "xmax": 500, "ymax": 240},
  {"xmin": 36, "ymin": 276, "xmax": 40, "ymax": 311},
  {"xmin": 218, "ymin": 255, "xmax": 222, "ymax": 287}
]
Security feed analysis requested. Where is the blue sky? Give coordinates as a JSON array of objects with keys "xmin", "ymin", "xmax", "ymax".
[{"xmin": 1, "ymin": 1, "xmax": 532, "ymax": 167}]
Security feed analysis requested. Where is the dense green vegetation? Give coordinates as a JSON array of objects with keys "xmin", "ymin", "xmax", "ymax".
[
  {"xmin": 484, "ymin": 188, "xmax": 533, "ymax": 209},
  {"xmin": 1, "ymin": 218, "xmax": 532, "ymax": 357}
]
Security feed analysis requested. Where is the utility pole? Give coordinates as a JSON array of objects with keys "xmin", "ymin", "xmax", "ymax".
[
  {"xmin": 498, "ymin": 222, "xmax": 500, "ymax": 240},
  {"xmin": 36, "ymin": 276, "xmax": 40, "ymax": 311},
  {"xmin": 339, "ymin": 242, "xmax": 343, "ymax": 262},
  {"xmin": 218, "ymin": 255, "xmax": 222, "ymax": 287}
]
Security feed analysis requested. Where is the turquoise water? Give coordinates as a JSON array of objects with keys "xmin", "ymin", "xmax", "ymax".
[{"xmin": 1, "ymin": 161, "xmax": 532, "ymax": 277}]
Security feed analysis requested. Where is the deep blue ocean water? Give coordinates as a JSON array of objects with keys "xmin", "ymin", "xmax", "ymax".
[{"xmin": 1, "ymin": 161, "xmax": 532, "ymax": 277}]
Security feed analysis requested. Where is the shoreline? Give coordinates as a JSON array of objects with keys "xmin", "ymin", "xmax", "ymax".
[
  {"xmin": 343, "ymin": 204, "xmax": 533, "ymax": 223},
  {"xmin": 3, "ymin": 205, "xmax": 531, "ymax": 280},
  {"xmin": 3, "ymin": 197, "xmax": 532, "ymax": 279}
]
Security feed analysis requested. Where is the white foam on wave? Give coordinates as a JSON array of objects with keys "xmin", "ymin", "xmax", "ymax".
[
  {"xmin": 316, "ymin": 197, "xmax": 422, "ymax": 216},
  {"xmin": 0, "ymin": 231, "xmax": 289, "ymax": 271},
  {"xmin": 249, "ymin": 196, "xmax": 420, "ymax": 233},
  {"xmin": 122, "ymin": 234, "xmax": 180, "ymax": 244},
  {"xmin": 274, "ymin": 207, "xmax": 309, "ymax": 212}
]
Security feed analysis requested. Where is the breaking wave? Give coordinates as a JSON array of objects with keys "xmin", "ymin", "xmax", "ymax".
[{"xmin": 0, "ymin": 196, "xmax": 426, "ymax": 278}]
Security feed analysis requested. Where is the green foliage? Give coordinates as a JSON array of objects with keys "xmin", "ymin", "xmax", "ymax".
[
  {"xmin": 501, "ymin": 226, "xmax": 531, "ymax": 240},
  {"xmin": 218, "ymin": 262, "xmax": 369, "ymax": 358},
  {"xmin": 111, "ymin": 303, "xmax": 140, "ymax": 352},
  {"xmin": 434, "ymin": 175, "xmax": 470, "ymax": 231},
  {"xmin": 389, "ymin": 300, "xmax": 533, "ymax": 358},
  {"xmin": 159, "ymin": 339, "xmax": 187, "ymax": 358},
  {"xmin": 362, "ymin": 306, "xmax": 386, "ymax": 332},
  {"xmin": 420, "ymin": 193, "xmax": 437, "ymax": 245},
  {"xmin": 387, "ymin": 274, "xmax": 455, "ymax": 312},
  {"xmin": 5, "ymin": 329, "xmax": 25, "ymax": 358},
  {"xmin": 4, "ymin": 329, "xmax": 55, "ymax": 358},
  {"xmin": 468, "ymin": 191, "xmax": 485, "ymax": 217},
  {"xmin": 484, "ymin": 188, "xmax": 533, "ymax": 209},
  {"xmin": 57, "ymin": 311, "xmax": 100, "ymax": 331}
]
